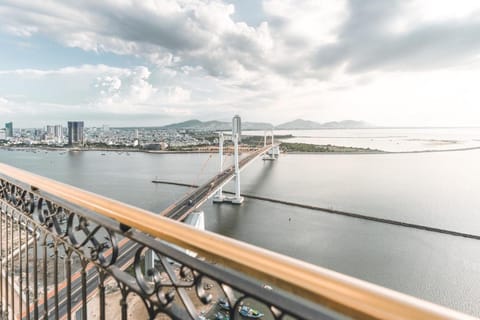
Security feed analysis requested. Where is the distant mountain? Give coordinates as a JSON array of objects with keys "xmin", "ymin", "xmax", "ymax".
[
  {"xmin": 161, "ymin": 120, "xmax": 204, "ymax": 129},
  {"xmin": 160, "ymin": 119, "xmax": 273, "ymax": 130},
  {"xmin": 320, "ymin": 120, "xmax": 370, "ymax": 128},
  {"xmin": 275, "ymin": 119, "xmax": 323, "ymax": 129},
  {"xmin": 161, "ymin": 118, "xmax": 370, "ymax": 131},
  {"xmin": 275, "ymin": 119, "xmax": 370, "ymax": 129}
]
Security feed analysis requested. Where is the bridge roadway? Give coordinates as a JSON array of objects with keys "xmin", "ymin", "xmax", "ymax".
[
  {"xmin": 160, "ymin": 144, "xmax": 276, "ymax": 221},
  {"xmin": 32, "ymin": 144, "xmax": 276, "ymax": 319}
]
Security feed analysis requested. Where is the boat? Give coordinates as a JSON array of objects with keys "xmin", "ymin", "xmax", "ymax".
[
  {"xmin": 238, "ymin": 306, "xmax": 264, "ymax": 318},
  {"xmin": 218, "ymin": 298, "xmax": 230, "ymax": 311},
  {"xmin": 216, "ymin": 312, "xmax": 229, "ymax": 320}
]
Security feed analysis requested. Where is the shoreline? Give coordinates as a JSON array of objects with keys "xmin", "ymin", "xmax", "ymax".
[
  {"xmin": 0, "ymin": 146, "xmax": 212, "ymax": 154},
  {"xmin": 2, "ymin": 145, "xmax": 480, "ymax": 155},
  {"xmin": 285, "ymin": 146, "xmax": 480, "ymax": 155}
]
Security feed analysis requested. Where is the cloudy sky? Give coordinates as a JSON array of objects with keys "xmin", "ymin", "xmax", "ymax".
[{"xmin": 1, "ymin": 0, "xmax": 480, "ymax": 127}]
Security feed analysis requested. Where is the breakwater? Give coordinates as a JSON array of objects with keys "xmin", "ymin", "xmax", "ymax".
[{"xmin": 152, "ymin": 179, "xmax": 480, "ymax": 241}]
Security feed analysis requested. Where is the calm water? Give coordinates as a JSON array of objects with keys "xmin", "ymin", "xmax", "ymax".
[
  {"xmin": 1, "ymin": 128, "xmax": 480, "ymax": 316},
  {"xmin": 245, "ymin": 127, "xmax": 480, "ymax": 152}
]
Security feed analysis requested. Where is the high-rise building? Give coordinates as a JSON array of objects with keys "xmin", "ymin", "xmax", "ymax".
[
  {"xmin": 232, "ymin": 115, "xmax": 241, "ymax": 142},
  {"xmin": 68, "ymin": 121, "xmax": 84, "ymax": 146},
  {"xmin": 0, "ymin": 128, "xmax": 6, "ymax": 140},
  {"xmin": 54, "ymin": 125, "xmax": 63, "ymax": 142},
  {"xmin": 46, "ymin": 125, "xmax": 55, "ymax": 136},
  {"xmin": 5, "ymin": 122, "xmax": 13, "ymax": 137},
  {"xmin": 45, "ymin": 124, "xmax": 64, "ymax": 143},
  {"xmin": 33, "ymin": 129, "xmax": 42, "ymax": 140}
]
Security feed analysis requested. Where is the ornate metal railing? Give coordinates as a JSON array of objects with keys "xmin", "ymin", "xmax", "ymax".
[{"xmin": 0, "ymin": 163, "xmax": 474, "ymax": 320}]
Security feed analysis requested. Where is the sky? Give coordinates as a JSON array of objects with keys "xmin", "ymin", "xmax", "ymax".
[{"xmin": 1, "ymin": 0, "xmax": 480, "ymax": 127}]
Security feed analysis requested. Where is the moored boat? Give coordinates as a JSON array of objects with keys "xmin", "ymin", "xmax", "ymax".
[
  {"xmin": 216, "ymin": 312, "xmax": 230, "ymax": 320},
  {"xmin": 238, "ymin": 306, "xmax": 264, "ymax": 318},
  {"xmin": 218, "ymin": 298, "xmax": 230, "ymax": 311}
]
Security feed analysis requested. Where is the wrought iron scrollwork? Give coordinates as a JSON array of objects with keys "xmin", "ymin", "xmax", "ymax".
[{"xmin": 0, "ymin": 175, "xmax": 333, "ymax": 320}]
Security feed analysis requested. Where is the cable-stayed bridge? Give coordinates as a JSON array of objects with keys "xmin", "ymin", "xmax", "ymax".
[{"xmin": 161, "ymin": 142, "xmax": 278, "ymax": 221}]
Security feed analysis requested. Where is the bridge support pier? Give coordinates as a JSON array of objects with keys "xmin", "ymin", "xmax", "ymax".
[
  {"xmin": 213, "ymin": 132, "xmax": 244, "ymax": 204},
  {"xmin": 232, "ymin": 133, "xmax": 244, "ymax": 204},
  {"xmin": 263, "ymin": 130, "xmax": 279, "ymax": 160},
  {"xmin": 145, "ymin": 210, "xmax": 206, "ymax": 275},
  {"xmin": 213, "ymin": 133, "xmax": 226, "ymax": 203}
]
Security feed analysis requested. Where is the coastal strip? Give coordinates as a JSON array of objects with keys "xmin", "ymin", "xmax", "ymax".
[
  {"xmin": 4, "ymin": 144, "xmax": 480, "ymax": 155},
  {"xmin": 152, "ymin": 179, "xmax": 480, "ymax": 241}
]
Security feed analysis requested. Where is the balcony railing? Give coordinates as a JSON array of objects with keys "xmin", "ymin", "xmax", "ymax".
[{"xmin": 0, "ymin": 162, "xmax": 474, "ymax": 320}]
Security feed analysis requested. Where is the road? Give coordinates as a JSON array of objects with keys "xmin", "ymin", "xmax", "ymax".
[
  {"xmin": 25, "ymin": 237, "xmax": 138, "ymax": 320},
  {"xmin": 161, "ymin": 144, "xmax": 275, "ymax": 221}
]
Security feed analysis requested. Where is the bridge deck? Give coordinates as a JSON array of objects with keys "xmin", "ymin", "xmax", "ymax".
[{"xmin": 161, "ymin": 144, "xmax": 276, "ymax": 221}]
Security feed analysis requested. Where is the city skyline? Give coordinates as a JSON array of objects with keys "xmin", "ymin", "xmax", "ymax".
[{"xmin": 1, "ymin": 1, "xmax": 480, "ymax": 127}]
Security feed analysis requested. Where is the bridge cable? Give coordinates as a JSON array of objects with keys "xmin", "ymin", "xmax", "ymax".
[{"xmin": 186, "ymin": 153, "xmax": 213, "ymax": 196}]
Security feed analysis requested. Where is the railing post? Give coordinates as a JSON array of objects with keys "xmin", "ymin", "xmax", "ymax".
[
  {"xmin": 0, "ymin": 206, "xmax": 3, "ymax": 317},
  {"xmin": 66, "ymin": 252, "xmax": 72, "ymax": 320},
  {"xmin": 24, "ymin": 219, "xmax": 30, "ymax": 320},
  {"xmin": 98, "ymin": 270, "xmax": 106, "ymax": 320},
  {"xmin": 33, "ymin": 228, "xmax": 38, "ymax": 320},
  {"xmin": 120, "ymin": 291, "xmax": 127, "ymax": 320},
  {"xmin": 5, "ymin": 209, "xmax": 8, "ymax": 320},
  {"xmin": 42, "ymin": 235, "xmax": 48, "ymax": 319},
  {"xmin": 18, "ymin": 216, "xmax": 23, "ymax": 320},
  {"xmin": 54, "ymin": 243, "xmax": 59, "ymax": 320},
  {"xmin": 81, "ymin": 260, "xmax": 87, "ymax": 320},
  {"xmin": 10, "ymin": 211, "xmax": 15, "ymax": 320}
]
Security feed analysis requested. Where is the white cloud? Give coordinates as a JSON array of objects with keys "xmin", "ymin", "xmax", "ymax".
[
  {"xmin": 0, "ymin": 65, "xmax": 193, "ymax": 118},
  {"xmin": 263, "ymin": 0, "xmax": 348, "ymax": 45},
  {"xmin": 407, "ymin": 0, "xmax": 480, "ymax": 23},
  {"xmin": 1, "ymin": 0, "xmax": 480, "ymax": 126},
  {"xmin": 0, "ymin": 64, "xmax": 130, "ymax": 77},
  {"xmin": 0, "ymin": 96, "xmax": 12, "ymax": 114},
  {"xmin": 387, "ymin": 0, "xmax": 480, "ymax": 34},
  {"xmin": 0, "ymin": 0, "xmax": 275, "ymax": 81},
  {"xmin": 3, "ymin": 25, "xmax": 38, "ymax": 37},
  {"xmin": 166, "ymin": 86, "xmax": 191, "ymax": 103}
]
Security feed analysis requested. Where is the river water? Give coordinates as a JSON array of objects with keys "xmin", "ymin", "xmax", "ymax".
[
  {"xmin": 1, "ymin": 128, "xmax": 480, "ymax": 316},
  {"xmin": 245, "ymin": 127, "xmax": 480, "ymax": 152}
]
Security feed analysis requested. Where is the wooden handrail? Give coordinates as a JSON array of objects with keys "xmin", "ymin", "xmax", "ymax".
[{"xmin": 0, "ymin": 163, "xmax": 474, "ymax": 319}]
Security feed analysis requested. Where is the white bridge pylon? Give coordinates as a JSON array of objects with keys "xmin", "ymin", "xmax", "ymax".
[
  {"xmin": 263, "ymin": 129, "xmax": 280, "ymax": 160},
  {"xmin": 213, "ymin": 127, "xmax": 279, "ymax": 205},
  {"xmin": 212, "ymin": 131, "xmax": 244, "ymax": 204}
]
